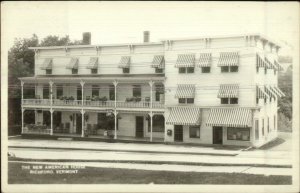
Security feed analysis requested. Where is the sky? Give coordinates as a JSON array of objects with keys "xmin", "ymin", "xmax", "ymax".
[{"xmin": 1, "ymin": 1, "xmax": 299, "ymax": 55}]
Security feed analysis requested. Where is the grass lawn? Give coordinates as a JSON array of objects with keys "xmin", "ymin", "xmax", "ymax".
[{"xmin": 8, "ymin": 162, "xmax": 291, "ymax": 184}]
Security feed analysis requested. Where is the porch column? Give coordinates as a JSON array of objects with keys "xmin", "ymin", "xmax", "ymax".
[
  {"xmin": 21, "ymin": 108, "xmax": 24, "ymax": 134},
  {"xmin": 49, "ymin": 81, "xmax": 53, "ymax": 106},
  {"xmin": 50, "ymin": 109, "xmax": 53, "ymax": 135},
  {"xmin": 114, "ymin": 111, "xmax": 118, "ymax": 139},
  {"xmin": 80, "ymin": 80, "xmax": 85, "ymax": 106},
  {"xmin": 81, "ymin": 109, "xmax": 85, "ymax": 137},
  {"xmin": 149, "ymin": 80, "xmax": 153, "ymax": 109},
  {"xmin": 149, "ymin": 112, "xmax": 153, "ymax": 142},
  {"xmin": 113, "ymin": 80, "xmax": 118, "ymax": 140},
  {"xmin": 21, "ymin": 81, "xmax": 24, "ymax": 104}
]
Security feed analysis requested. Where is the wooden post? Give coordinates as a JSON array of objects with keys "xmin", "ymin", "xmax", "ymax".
[
  {"xmin": 149, "ymin": 81, "xmax": 153, "ymax": 109},
  {"xmin": 113, "ymin": 80, "xmax": 118, "ymax": 140},
  {"xmin": 114, "ymin": 111, "xmax": 118, "ymax": 139},
  {"xmin": 80, "ymin": 80, "xmax": 85, "ymax": 106},
  {"xmin": 21, "ymin": 108, "xmax": 24, "ymax": 134},
  {"xmin": 149, "ymin": 112, "xmax": 153, "ymax": 142},
  {"xmin": 81, "ymin": 109, "xmax": 85, "ymax": 137},
  {"xmin": 49, "ymin": 81, "xmax": 53, "ymax": 106},
  {"xmin": 50, "ymin": 109, "xmax": 53, "ymax": 135}
]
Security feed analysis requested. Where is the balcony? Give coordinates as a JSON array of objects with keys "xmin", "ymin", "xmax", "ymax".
[{"xmin": 22, "ymin": 99, "xmax": 164, "ymax": 109}]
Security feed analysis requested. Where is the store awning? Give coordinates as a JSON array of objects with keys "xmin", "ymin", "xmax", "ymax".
[
  {"xmin": 118, "ymin": 56, "xmax": 131, "ymax": 68},
  {"xmin": 197, "ymin": 53, "xmax": 212, "ymax": 67},
  {"xmin": 175, "ymin": 54, "xmax": 195, "ymax": 68},
  {"xmin": 40, "ymin": 58, "xmax": 53, "ymax": 70},
  {"xmin": 217, "ymin": 84, "xmax": 239, "ymax": 98},
  {"xmin": 206, "ymin": 108, "xmax": 252, "ymax": 128},
  {"xmin": 66, "ymin": 58, "xmax": 79, "ymax": 69},
  {"xmin": 256, "ymin": 54, "xmax": 268, "ymax": 68},
  {"xmin": 86, "ymin": 57, "xmax": 98, "ymax": 69},
  {"xmin": 166, "ymin": 107, "xmax": 201, "ymax": 125},
  {"xmin": 151, "ymin": 55, "xmax": 164, "ymax": 69},
  {"xmin": 218, "ymin": 52, "xmax": 239, "ymax": 66},
  {"xmin": 264, "ymin": 86, "xmax": 276, "ymax": 99},
  {"xmin": 256, "ymin": 86, "xmax": 269, "ymax": 99},
  {"xmin": 270, "ymin": 86, "xmax": 285, "ymax": 97},
  {"xmin": 175, "ymin": 84, "xmax": 195, "ymax": 98}
]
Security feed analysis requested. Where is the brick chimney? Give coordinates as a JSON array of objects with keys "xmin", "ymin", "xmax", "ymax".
[
  {"xmin": 82, "ymin": 32, "xmax": 91, "ymax": 45},
  {"xmin": 143, "ymin": 31, "xmax": 150, "ymax": 43}
]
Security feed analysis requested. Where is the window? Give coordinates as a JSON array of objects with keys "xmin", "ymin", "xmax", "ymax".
[
  {"xmin": 230, "ymin": 98, "xmax": 238, "ymax": 104},
  {"xmin": 109, "ymin": 85, "xmax": 115, "ymax": 100},
  {"xmin": 179, "ymin": 67, "xmax": 186, "ymax": 74},
  {"xmin": 230, "ymin": 66, "xmax": 239, "ymax": 72},
  {"xmin": 77, "ymin": 86, "xmax": 82, "ymax": 100},
  {"xmin": 133, "ymin": 85, "xmax": 141, "ymax": 98},
  {"xmin": 255, "ymin": 120, "xmax": 259, "ymax": 140},
  {"xmin": 46, "ymin": 69, "xmax": 52, "ymax": 75},
  {"xmin": 155, "ymin": 85, "xmax": 164, "ymax": 102},
  {"xmin": 256, "ymin": 97, "xmax": 259, "ymax": 104},
  {"xmin": 72, "ymin": 68, "xmax": 78, "ymax": 74},
  {"xmin": 91, "ymin": 69, "xmax": 98, "ymax": 74},
  {"xmin": 262, "ymin": 119, "xmax": 264, "ymax": 136},
  {"xmin": 227, "ymin": 127, "xmax": 250, "ymax": 141},
  {"xmin": 202, "ymin": 67, "xmax": 211, "ymax": 73},
  {"xmin": 221, "ymin": 66, "xmax": 238, "ymax": 73},
  {"xmin": 92, "ymin": 85, "xmax": 99, "ymax": 97},
  {"xmin": 178, "ymin": 98, "xmax": 194, "ymax": 104},
  {"xmin": 43, "ymin": 85, "xmax": 49, "ymax": 99},
  {"xmin": 221, "ymin": 98, "xmax": 238, "ymax": 104},
  {"xmin": 221, "ymin": 66, "xmax": 229, "ymax": 72},
  {"xmin": 189, "ymin": 126, "xmax": 200, "ymax": 138},
  {"xmin": 155, "ymin": 68, "xmax": 163, "ymax": 73},
  {"xmin": 148, "ymin": 115, "xmax": 165, "ymax": 132},
  {"xmin": 123, "ymin": 68, "xmax": 130, "ymax": 74},
  {"xmin": 267, "ymin": 117, "xmax": 270, "ymax": 133},
  {"xmin": 187, "ymin": 67, "xmax": 194, "ymax": 73},
  {"xmin": 42, "ymin": 111, "xmax": 51, "ymax": 127},
  {"xmin": 56, "ymin": 85, "xmax": 63, "ymax": 99},
  {"xmin": 179, "ymin": 67, "xmax": 194, "ymax": 74}
]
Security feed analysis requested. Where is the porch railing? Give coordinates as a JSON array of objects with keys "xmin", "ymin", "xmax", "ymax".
[
  {"xmin": 23, "ymin": 126, "xmax": 51, "ymax": 135},
  {"xmin": 22, "ymin": 99, "xmax": 164, "ymax": 109}
]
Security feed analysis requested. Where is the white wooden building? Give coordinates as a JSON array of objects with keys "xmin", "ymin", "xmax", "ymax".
[{"xmin": 20, "ymin": 33, "xmax": 285, "ymax": 147}]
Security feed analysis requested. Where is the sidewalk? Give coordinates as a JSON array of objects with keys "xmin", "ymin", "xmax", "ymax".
[{"xmin": 8, "ymin": 138, "xmax": 241, "ymax": 156}]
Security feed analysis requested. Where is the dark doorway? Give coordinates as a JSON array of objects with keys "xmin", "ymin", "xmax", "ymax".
[
  {"xmin": 77, "ymin": 86, "xmax": 82, "ymax": 100},
  {"xmin": 53, "ymin": 112, "xmax": 62, "ymax": 128},
  {"xmin": 174, "ymin": 125, "xmax": 183, "ymax": 142},
  {"xmin": 213, "ymin": 126, "xmax": 223, "ymax": 144},
  {"xmin": 135, "ymin": 116, "xmax": 144, "ymax": 138},
  {"xmin": 76, "ymin": 113, "xmax": 82, "ymax": 134}
]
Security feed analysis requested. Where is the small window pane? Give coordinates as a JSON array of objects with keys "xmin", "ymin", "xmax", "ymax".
[
  {"xmin": 91, "ymin": 69, "xmax": 98, "ymax": 74},
  {"xmin": 155, "ymin": 68, "xmax": 163, "ymax": 73},
  {"xmin": 202, "ymin": 67, "xmax": 210, "ymax": 73},
  {"xmin": 133, "ymin": 85, "xmax": 141, "ymax": 98},
  {"xmin": 221, "ymin": 66, "xmax": 229, "ymax": 72},
  {"xmin": 230, "ymin": 66, "xmax": 239, "ymax": 72},
  {"xmin": 187, "ymin": 67, "xmax": 194, "ymax": 73},
  {"xmin": 178, "ymin": 98, "xmax": 186, "ymax": 104},
  {"xmin": 186, "ymin": 98, "xmax": 194, "ymax": 104},
  {"xmin": 221, "ymin": 98, "xmax": 229, "ymax": 104},
  {"xmin": 230, "ymin": 98, "xmax": 238, "ymax": 104},
  {"xmin": 123, "ymin": 68, "xmax": 130, "ymax": 73},
  {"xmin": 189, "ymin": 126, "xmax": 200, "ymax": 138},
  {"xmin": 179, "ymin": 67, "xmax": 186, "ymax": 73}
]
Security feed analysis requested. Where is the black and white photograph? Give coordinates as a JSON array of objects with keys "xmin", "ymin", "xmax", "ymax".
[{"xmin": 1, "ymin": 1, "xmax": 299, "ymax": 193}]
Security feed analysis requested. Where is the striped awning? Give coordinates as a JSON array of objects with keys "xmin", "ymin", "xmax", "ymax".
[
  {"xmin": 166, "ymin": 107, "xmax": 201, "ymax": 125},
  {"xmin": 66, "ymin": 58, "xmax": 79, "ymax": 69},
  {"xmin": 256, "ymin": 86, "xmax": 269, "ymax": 99},
  {"xmin": 151, "ymin": 55, "xmax": 164, "ymax": 69},
  {"xmin": 274, "ymin": 61, "xmax": 284, "ymax": 71},
  {"xmin": 86, "ymin": 57, "xmax": 98, "ymax": 69},
  {"xmin": 206, "ymin": 108, "xmax": 252, "ymax": 128},
  {"xmin": 265, "ymin": 57, "xmax": 277, "ymax": 70},
  {"xmin": 197, "ymin": 53, "xmax": 212, "ymax": 67},
  {"xmin": 264, "ymin": 86, "xmax": 276, "ymax": 99},
  {"xmin": 269, "ymin": 86, "xmax": 285, "ymax": 98},
  {"xmin": 217, "ymin": 84, "xmax": 239, "ymax": 98},
  {"xmin": 118, "ymin": 56, "xmax": 131, "ymax": 68},
  {"xmin": 218, "ymin": 52, "xmax": 239, "ymax": 67},
  {"xmin": 175, "ymin": 54, "xmax": 195, "ymax": 68},
  {"xmin": 175, "ymin": 84, "xmax": 195, "ymax": 98},
  {"xmin": 40, "ymin": 58, "xmax": 53, "ymax": 70},
  {"xmin": 256, "ymin": 54, "xmax": 268, "ymax": 68}
]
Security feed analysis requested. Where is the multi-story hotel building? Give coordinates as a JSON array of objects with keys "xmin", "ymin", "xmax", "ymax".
[{"xmin": 20, "ymin": 32, "xmax": 285, "ymax": 147}]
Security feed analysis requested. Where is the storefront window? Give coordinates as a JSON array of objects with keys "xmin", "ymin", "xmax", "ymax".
[
  {"xmin": 227, "ymin": 127, "xmax": 250, "ymax": 141},
  {"xmin": 189, "ymin": 126, "xmax": 200, "ymax": 138}
]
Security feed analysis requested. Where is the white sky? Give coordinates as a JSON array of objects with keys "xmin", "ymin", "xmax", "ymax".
[{"xmin": 1, "ymin": 1, "xmax": 299, "ymax": 55}]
